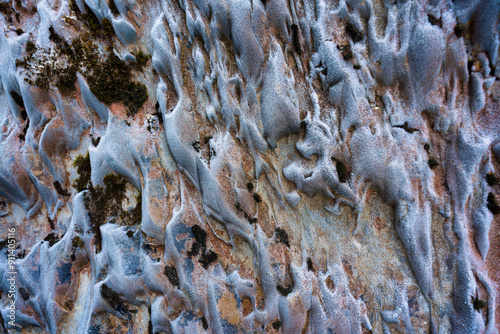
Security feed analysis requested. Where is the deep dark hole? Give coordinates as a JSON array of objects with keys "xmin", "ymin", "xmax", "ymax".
[
  {"xmin": 487, "ymin": 193, "xmax": 500, "ymax": 215},
  {"xmin": 49, "ymin": 26, "xmax": 63, "ymax": 44},
  {"xmin": 201, "ymin": 316, "xmax": 208, "ymax": 329},
  {"xmin": 10, "ymin": 91, "xmax": 24, "ymax": 109},
  {"xmin": 276, "ymin": 284, "xmax": 293, "ymax": 296},
  {"xmin": 307, "ymin": 257, "xmax": 315, "ymax": 272},
  {"xmin": 346, "ymin": 22, "xmax": 363, "ymax": 43},
  {"xmin": 54, "ymin": 181, "xmax": 70, "ymax": 196},
  {"xmin": 43, "ymin": 232, "xmax": 60, "ymax": 247},
  {"xmin": 275, "ymin": 227, "xmax": 290, "ymax": 248}
]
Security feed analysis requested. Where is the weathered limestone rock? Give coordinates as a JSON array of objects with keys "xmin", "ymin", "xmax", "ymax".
[{"xmin": 0, "ymin": 0, "xmax": 499, "ymax": 332}]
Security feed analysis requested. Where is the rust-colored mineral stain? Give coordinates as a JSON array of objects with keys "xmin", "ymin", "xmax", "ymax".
[
  {"xmin": 109, "ymin": 102, "xmax": 128, "ymax": 118},
  {"xmin": 241, "ymin": 296, "xmax": 252, "ymax": 316},
  {"xmin": 325, "ymin": 276, "xmax": 335, "ymax": 291},
  {"xmin": 373, "ymin": 215, "xmax": 385, "ymax": 231}
]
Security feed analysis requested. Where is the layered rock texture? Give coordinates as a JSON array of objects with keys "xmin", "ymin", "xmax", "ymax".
[{"xmin": 0, "ymin": 0, "xmax": 499, "ymax": 332}]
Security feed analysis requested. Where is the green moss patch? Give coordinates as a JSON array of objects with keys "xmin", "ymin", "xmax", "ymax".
[
  {"xmin": 472, "ymin": 289, "xmax": 486, "ymax": 312},
  {"xmin": 72, "ymin": 152, "xmax": 92, "ymax": 192},
  {"xmin": 17, "ymin": 30, "xmax": 148, "ymax": 116},
  {"xmin": 72, "ymin": 235, "xmax": 84, "ymax": 249},
  {"xmin": 70, "ymin": 235, "xmax": 85, "ymax": 260},
  {"xmin": 71, "ymin": 152, "xmax": 142, "ymax": 253},
  {"xmin": 68, "ymin": 0, "xmax": 114, "ymax": 39},
  {"xmin": 132, "ymin": 50, "xmax": 151, "ymax": 70}
]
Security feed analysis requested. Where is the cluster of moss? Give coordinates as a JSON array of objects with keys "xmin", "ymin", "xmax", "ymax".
[
  {"xmin": 72, "ymin": 235, "xmax": 84, "ymax": 249},
  {"xmin": 72, "ymin": 152, "xmax": 92, "ymax": 192},
  {"xmin": 71, "ymin": 152, "xmax": 142, "ymax": 252},
  {"xmin": 70, "ymin": 235, "xmax": 84, "ymax": 260},
  {"xmin": 16, "ymin": 8, "xmax": 150, "ymax": 116},
  {"xmin": 472, "ymin": 289, "xmax": 486, "ymax": 312},
  {"xmin": 88, "ymin": 51, "xmax": 148, "ymax": 116},
  {"xmin": 16, "ymin": 41, "xmax": 52, "ymax": 90},
  {"xmin": 187, "ymin": 225, "xmax": 206, "ymax": 257},
  {"xmin": 132, "ymin": 50, "xmax": 151, "ymax": 71},
  {"xmin": 0, "ymin": 2, "xmax": 17, "ymax": 24},
  {"xmin": 68, "ymin": 0, "xmax": 113, "ymax": 39},
  {"xmin": 199, "ymin": 250, "xmax": 218, "ymax": 269}
]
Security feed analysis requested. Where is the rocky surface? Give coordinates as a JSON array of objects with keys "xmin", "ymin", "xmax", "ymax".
[{"xmin": 0, "ymin": 0, "xmax": 499, "ymax": 332}]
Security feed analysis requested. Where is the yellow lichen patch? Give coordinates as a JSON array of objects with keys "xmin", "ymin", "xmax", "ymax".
[{"xmin": 217, "ymin": 290, "xmax": 241, "ymax": 326}]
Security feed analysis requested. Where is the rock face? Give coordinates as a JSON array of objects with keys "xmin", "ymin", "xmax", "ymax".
[{"xmin": 0, "ymin": 0, "xmax": 499, "ymax": 332}]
